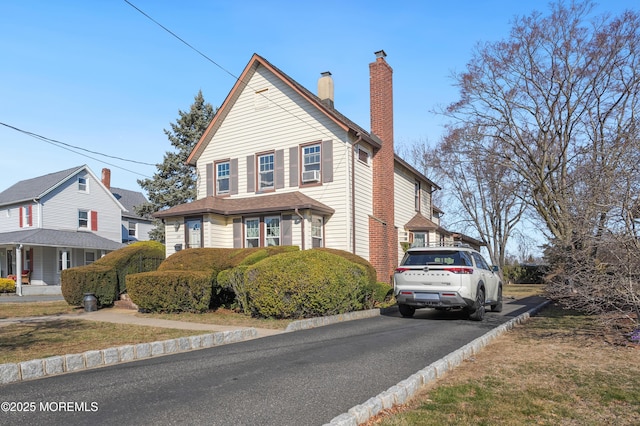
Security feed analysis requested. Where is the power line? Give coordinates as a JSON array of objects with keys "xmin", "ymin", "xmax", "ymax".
[
  {"xmin": 0, "ymin": 121, "xmax": 153, "ymax": 178},
  {"xmin": 123, "ymin": 0, "xmax": 340, "ymax": 143}
]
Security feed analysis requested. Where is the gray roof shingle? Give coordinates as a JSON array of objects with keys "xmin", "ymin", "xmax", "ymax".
[
  {"xmin": 0, "ymin": 229, "xmax": 125, "ymax": 250},
  {"xmin": 0, "ymin": 165, "xmax": 85, "ymax": 206},
  {"xmin": 111, "ymin": 187, "xmax": 150, "ymax": 220}
]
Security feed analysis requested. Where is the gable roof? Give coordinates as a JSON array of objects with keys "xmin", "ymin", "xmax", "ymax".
[
  {"xmin": 111, "ymin": 187, "xmax": 150, "ymax": 220},
  {"xmin": 154, "ymin": 191, "xmax": 334, "ymax": 218},
  {"xmin": 0, "ymin": 165, "xmax": 126, "ymax": 211},
  {"xmin": 0, "ymin": 165, "xmax": 85, "ymax": 206},
  {"xmin": 405, "ymin": 212, "xmax": 449, "ymax": 234},
  {"xmin": 187, "ymin": 53, "xmax": 382, "ymax": 166}
]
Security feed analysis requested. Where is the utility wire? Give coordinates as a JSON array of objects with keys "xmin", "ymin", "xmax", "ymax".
[
  {"xmin": 124, "ymin": 0, "xmax": 340, "ymax": 143},
  {"xmin": 0, "ymin": 121, "xmax": 153, "ymax": 178}
]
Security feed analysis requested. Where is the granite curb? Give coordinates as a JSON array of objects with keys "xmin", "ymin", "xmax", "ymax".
[
  {"xmin": 324, "ymin": 299, "xmax": 553, "ymax": 426},
  {"xmin": 0, "ymin": 307, "xmax": 386, "ymax": 385}
]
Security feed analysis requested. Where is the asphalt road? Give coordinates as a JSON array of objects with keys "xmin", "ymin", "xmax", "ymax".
[{"xmin": 0, "ymin": 297, "xmax": 542, "ymax": 426}]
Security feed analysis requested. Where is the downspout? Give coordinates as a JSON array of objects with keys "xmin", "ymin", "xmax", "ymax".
[
  {"xmin": 352, "ymin": 133, "xmax": 362, "ymax": 254},
  {"xmin": 294, "ymin": 208, "xmax": 305, "ymax": 250}
]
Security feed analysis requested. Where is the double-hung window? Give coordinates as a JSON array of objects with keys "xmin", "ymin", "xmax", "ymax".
[
  {"xmin": 311, "ymin": 216, "xmax": 323, "ymax": 248},
  {"xmin": 258, "ymin": 153, "xmax": 274, "ymax": 191},
  {"xmin": 78, "ymin": 176, "xmax": 87, "ymax": 192},
  {"xmin": 414, "ymin": 181, "xmax": 421, "ymax": 211},
  {"xmin": 301, "ymin": 144, "xmax": 321, "ymax": 183},
  {"xmin": 245, "ymin": 218, "xmax": 260, "ymax": 247},
  {"xmin": 78, "ymin": 210, "xmax": 89, "ymax": 229},
  {"xmin": 264, "ymin": 216, "xmax": 280, "ymax": 246},
  {"xmin": 216, "ymin": 161, "xmax": 230, "ymax": 195}
]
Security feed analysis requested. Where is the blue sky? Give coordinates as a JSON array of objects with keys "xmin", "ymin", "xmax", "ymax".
[{"xmin": 1, "ymin": 0, "xmax": 637, "ymax": 193}]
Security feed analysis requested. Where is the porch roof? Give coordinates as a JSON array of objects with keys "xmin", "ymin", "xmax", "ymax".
[
  {"xmin": 0, "ymin": 229, "xmax": 125, "ymax": 251},
  {"xmin": 405, "ymin": 212, "xmax": 448, "ymax": 233},
  {"xmin": 154, "ymin": 191, "xmax": 335, "ymax": 218}
]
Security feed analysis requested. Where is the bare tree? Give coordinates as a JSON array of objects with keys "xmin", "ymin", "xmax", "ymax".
[
  {"xmin": 433, "ymin": 126, "xmax": 527, "ymax": 269},
  {"xmin": 442, "ymin": 1, "xmax": 640, "ymax": 318}
]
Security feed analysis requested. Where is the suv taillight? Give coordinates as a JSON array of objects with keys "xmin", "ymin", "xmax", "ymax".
[
  {"xmin": 443, "ymin": 267, "xmax": 474, "ymax": 274},
  {"xmin": 394, "ymin": 267, "xmax": 410, "ymax": 273}
]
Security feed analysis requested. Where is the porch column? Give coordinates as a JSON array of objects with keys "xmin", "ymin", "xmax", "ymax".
[{"xmin": 15, "ymin": 244, "xmax": 23, "ymax": 297}]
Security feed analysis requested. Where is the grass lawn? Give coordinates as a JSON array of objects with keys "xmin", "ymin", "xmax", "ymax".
[{"xmin": 365, "ymin": 300, "xmax": 640, "ymax": 425}]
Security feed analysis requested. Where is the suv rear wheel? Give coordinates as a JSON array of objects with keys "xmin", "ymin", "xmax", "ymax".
[
  {"xmin": 468, "ymin": 288, "xmax": 485, "ymax": 321},
  {"xmin": 398, "ymin": 304, "xmax": 416, "ymax": 318}
]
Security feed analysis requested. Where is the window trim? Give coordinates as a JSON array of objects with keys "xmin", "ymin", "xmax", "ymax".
[
  {"xmin": 356, "ymin": 145, "xmax": 370, "ymax": 165},
  {"xmin": 311, "ymin": 215, "xmax": 324, "ymax": 248},
  {"xmin": 78, "ymin": 176, "xmax": 88, "ymax": 192},
  {"xmin": 256, "ymin": 151, "xmax": 275, "ymax": 192},
  {"xmin": 245, "ymin": 217, "xmax": 260, "ymax": 248},
  {"xmin": 264, "ymin": 215, "xmax": 281, "ymax": 247},
  {"xmin": 84, "ymin": 251, "xmax": 96, "ymax": 266},
  {"xmin": 78, "ymin": 210, "xmax": 89, "ymax": 229},
  {"xmin": 300, "ymin": 142, "xmax": 322, "ymax": 186},
  {"xmin": 215, "ymin": 160, "xmax": 231, "ymax": 196},
  {"xmin": 414, "ymin": 181, "xmax": 421, "ymax": 212}
]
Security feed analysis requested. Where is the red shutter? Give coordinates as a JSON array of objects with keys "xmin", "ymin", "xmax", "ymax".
[
  {"xmin": 19, "ymin": 207, "xmax": 23, "ymax": 228},
  {"xmin": 91, "ymin": 211, "xmax": 98, "ymax": 231},
  {"xmin": 28, "ymin": 205, "xmax": 33, "ymax": 226}
]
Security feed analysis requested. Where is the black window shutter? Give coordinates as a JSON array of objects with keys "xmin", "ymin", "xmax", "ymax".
[
  {"xmin": 246, "ymin": 155, "xmax": 255, "ymax": 193},
  {"xmin": 322, "ymin": 140, "xmax": 333, "ymax": 183}
]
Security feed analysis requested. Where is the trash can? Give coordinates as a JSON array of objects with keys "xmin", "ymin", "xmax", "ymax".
[{"xmin": 83, "ymin": 293, "xmax": 98, "ymax": 312}]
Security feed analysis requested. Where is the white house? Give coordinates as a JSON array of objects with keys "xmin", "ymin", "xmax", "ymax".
[
  {"xmin": 0, "ymin": 165, "xmax": 127, "ymax": 294},
  {"xmin": 156, "ymin": 51, "xmax": 478, "ymax": 282}
]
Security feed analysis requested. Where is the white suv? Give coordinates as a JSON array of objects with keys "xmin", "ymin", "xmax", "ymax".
[{"xmin": 393, "ymin": 244, "xmax": 503, "ymax": 321}]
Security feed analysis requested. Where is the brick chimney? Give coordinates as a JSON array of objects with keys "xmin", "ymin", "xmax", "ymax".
[
  {"xmin": 369, "ymin": 50, "xmax": 397, "ymax": 283},
  {"xmin": 101, "ymin": 168, "xmax": 111, "ymax": 190}
]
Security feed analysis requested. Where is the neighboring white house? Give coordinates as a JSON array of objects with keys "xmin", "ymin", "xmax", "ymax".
[
  {"xmin": 156, "ymin": 51, "xmax": 479, "ymax": 282},
  {"xmin": 0, "ymin": 165, "xmax": 129, "ymax": 294},
  {"xmin": 100, "ymin": 168, "xmax": 153, "ymax": 243}
]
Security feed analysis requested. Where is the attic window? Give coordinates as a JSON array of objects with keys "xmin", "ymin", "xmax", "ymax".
[
  {"xmin": 78, "ymin": 176, "xmax": 87, "ymax": 192},
  {"xmin": 254, "ymin": 88, "xmax": 269, "ymax": 110},
  {"xmin": 357, "ymin": 145, "xmax": 370, "ymax": 165}
]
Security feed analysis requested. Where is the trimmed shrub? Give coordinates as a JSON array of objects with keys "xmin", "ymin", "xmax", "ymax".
[
  {"xmin": 127, "ymin": 270, "xmax": 212, "ymax": 313},
  {"xmin": 313, "ymin": 248, "xmax": 378, "ymax": 284},
  {"xmin": 156, "ymin": 246, "xmax": 299, "ymax": 309},
  {"xmin": 244, "ymin": 250, "xmax": 370, "ymax": 319},
  {"xmin": 0, "ymin": 278, "xmax": 16, "ymax": 293},
  {"xmin": 61, "ymin": 265, "xmax": 117, "ymax": 306},
  {"xmin": 362, "ymin": 281, "xmax": 394, "ymax": 308},
  {"xmin": 61, "ymin": 241, "xmax": 165, "ymax": 307}
]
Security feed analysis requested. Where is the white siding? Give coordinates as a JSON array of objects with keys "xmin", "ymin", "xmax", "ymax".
[
  {"xmin": 195, "ymin": 64, "xmax": 353, "ymax": 252},
  {"xmin": 40, "ymin": 170, "xmax": 122, "ymax": 243},
  {"xmin": 353, "ymin": 142, "xmax": 374, "ymax": 261}
]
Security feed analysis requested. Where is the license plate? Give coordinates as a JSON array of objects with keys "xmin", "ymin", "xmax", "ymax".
[{"xmin": 415, "ymin": 293, "xmax": 439, "ymax": 301}]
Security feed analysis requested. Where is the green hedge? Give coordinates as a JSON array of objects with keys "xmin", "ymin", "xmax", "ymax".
[
  {"xmin": 61, "ymin": 241, "xmax": 165, "ymax": 307},
  {"xmin": 155, "ymin": 246, "xmax": 299, "ymax": 309},
  {"xmin": 61, "ymin": 265, "xmax": 117, "ymax": 306},
  {"xmin": 313, "ymin": 248, "xmax": 378, "ymax": 284},
  {"xmin": 0, "ymin": 278, "xmax": 16, "ymax": 293},
  {"xmin": 243, "ymin": 250, "xmax": 370, "ymax": 319},
  {"xmin": 127, "ymin": 270, "xmax": 212, "ymax": 313}
]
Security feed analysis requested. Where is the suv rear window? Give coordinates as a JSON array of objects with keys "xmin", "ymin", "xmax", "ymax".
[{"xmin": 401, "ymin": 250, "xmax": 472, "ymax": 266}]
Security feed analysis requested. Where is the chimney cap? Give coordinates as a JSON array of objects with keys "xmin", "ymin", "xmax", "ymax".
[
  {"xmin": 320, "ymin": 71, "xmax": 332, "ymax": 77},
  {"xmin": 374, "ymin": 50, "xmax": 387, "ymax": 59}
]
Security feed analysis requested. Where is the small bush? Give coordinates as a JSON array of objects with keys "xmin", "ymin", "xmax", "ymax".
[
  {"xmin": 244, "ymin": 250, "xmax": 370, "ymax": 319},
  {"xmin": 362, "ymin": 281, "xmax": 394, "ymax": 308},
  {"xmin": 0, "ymin": 278, "xmax": 16, "ymax": 293},
  {"xmin": 127, "ymin": 270, "xmax": 212, "ymax": 313},
  {"xmin": 61, "ymin": 241, "xmax": 164, "ymax": 307},
  {"xmin": 61, "ymin": 265, "xmax": 117, "ymax": 306}
]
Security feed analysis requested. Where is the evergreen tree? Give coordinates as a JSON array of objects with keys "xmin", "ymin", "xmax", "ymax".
[{"xmin": 136, "ymin": 90, "xmax": 216, "ymax": 242}]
